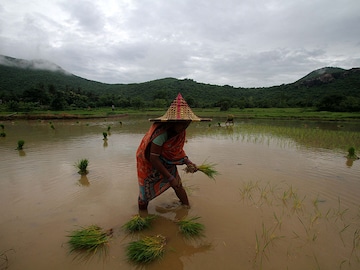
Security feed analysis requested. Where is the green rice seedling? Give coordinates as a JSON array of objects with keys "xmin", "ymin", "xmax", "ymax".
[
  {"xmin": 107, "ymin": 126, "xmax": 111, "ymax": 132},
  {"xmin": 339, "ymin": 224, "xmax": 351, "ymax": 246},
  {"xmin": 197, "ymin": 162, "xmax": 219, "ymax": 180},
  {"xmin": 273, "ymin": 212, "xmax": 283, "ymax": 231},
  {"xmin": 292, "ymin": 231, "xmax": 300, "ymax": 239},
  {"xmin": 325, "ymin": 208, "xmax": 333, "ymax": 220},
  {"xmin": 339, "ymin": 259, "xmax": 348, "ymax": 269},
  {"xmin": 183, "ymin": 182, "xmax": 199, "ymax": 196},
  {"xmin": 103, "ymin": 132, "xmax": 108, "ymax": 140},
  {"xmin": 67, "ymin": 225, "xmax": 110, "ymax": 254},
  {"xmin": 185, "ymin": 161, "xmax": 219, "ymax": 180},
  {"xmin": 177, "ymin": 216, "xmax": 205, "ymax": 238},
  {"xmin": 292, "ymin": 194, "xmax": 305, "ymax": 213},
  {"xmin": 75, "ymin": 159, "xmax": 89, "ymax": 175},
  {"xmin": 313, "ymin": 254, "xmax": 320, "ymax": 270},
  {"xmin": 349, "ymin": 229, "xmax": 360, "ymax": 262},
  {"xmin": 281, "ymin": 190, "xmax": 289, "ymax": 204},
  {"xmin": 347, "ymin": 147, "xmax": 359, "ymax": 159},
  {"xmin": 335, "ymin": 197, "xmax": 349, "ymax": 222},
  {"xmin": 0, "ymin": 124, "xmax": 5, "ymax": 136},
  {"xmin": 288, "ymin": 185, "xmax": 296, "ymax": 199},
  {"xmin": 126, "ymin": 234, "xmax": 166, "ymax": 264},
  {"xmin": 297, "ymin": 217, "xmax": 310, "ymax": 239},
  {"xmin": 16, "ymin": 140, "xmax": 25, "ymax": 150},
  {"xmin": 312, "ymin": 195, "xmax": 321, "ymax": 209},
  {"xmin": 0, "ymin": 249, "xmax": 15, "ymax": 270},
  {"xmin": 310, "ymin": 209, "xmax": 322, "ymax": 227},
  {"xmin": 259, "ymin": 186, "xmax": 270, "ymax": 205},
  {"xmin": 122, "ymin": 214, "xmax": 156, "ymax": 233}
]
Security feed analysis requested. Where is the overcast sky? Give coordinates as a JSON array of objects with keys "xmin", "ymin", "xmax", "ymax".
[{"xmin": 0, "ymin": 0, "xmax": 359, "ymax": 87}]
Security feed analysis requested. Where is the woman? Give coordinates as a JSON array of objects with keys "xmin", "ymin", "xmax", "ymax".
[{"xmin": 136, "ymin": 93, "xmax": 211, "ymax": 210}]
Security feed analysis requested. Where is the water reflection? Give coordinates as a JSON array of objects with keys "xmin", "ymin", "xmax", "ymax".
[
  {"xmin": 103, "ymin": 139, "xmax": 108, "ymax": 148},
  {"xmin": 346, "ymin": 158, "xmax": 354, "ymax": 167},
  {"xmin": 78, "ymin": 175, "xmax": 90, "ymax": 186},
  {"xmin": 18, "ymin": 149, "xmax": 26, "ymax": 156}
]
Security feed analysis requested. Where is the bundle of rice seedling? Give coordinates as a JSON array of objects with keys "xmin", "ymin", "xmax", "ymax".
[
  {"xmin": 177, "ymin": 216, "xmax": 205, "ymax": 238},
  {"xmin": 184, "ymin": 162, "xmax": 219, "ymax": 180},
  {"xmin": 347, "ymin": 147, "xmax": 359, "ymax": 159},
  {"xmin": 122, "ymin": 214, "xmax": 156, "ymax": 233},
  {"xmin": 67, "ymin": 225, "xmax": 110, "ymax": 254},
  {"xmin": 75, "ymin": 159, "xmax": 89, "ymax": 175},
  {"xmin": 126, "ymin": 235, "xmax": 166, "ymax": 263}
]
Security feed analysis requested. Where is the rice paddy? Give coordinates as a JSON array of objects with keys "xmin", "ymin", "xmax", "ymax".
[
  {"xmin": 239, "ymin": 180, "xmax": 360, "ymax": 269},
  {"xmin": 1, "ymin": 117, "xmax": 359, "ymax": 269}
]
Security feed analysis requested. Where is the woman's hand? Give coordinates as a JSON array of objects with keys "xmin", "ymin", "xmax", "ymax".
[{"xmin": 185, "ymin": 160, "xmax": 198, "ymax": 173}]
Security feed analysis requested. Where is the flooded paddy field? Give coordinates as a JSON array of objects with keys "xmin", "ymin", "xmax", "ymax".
[{"xmin": 0, "ymin": 117, "xmax": 359, "ymax": 270}]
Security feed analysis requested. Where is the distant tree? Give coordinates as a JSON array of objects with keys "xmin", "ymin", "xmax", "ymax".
[
  {"xmin": 152, "ymin": 98, "xmax": 167, "ymax": 108},
  {"xmin": 219, "ymin": 100, "xmax": 231, "ymax": 111},
  {"xmin": 118, "ymin": 97, "xmax": 131, "ymax": 108},
  {"xmin": 48, "ymin": 84, "xmax": 57, "ymax": 95},
  {"xmin": 340, "ymin": 96, "xmax": 360, "ymax": 112},
  {"xmin": 153, "ymin": 90, "xmax": 169, "ymax": 100},
  {"xmin": 317, "ymin": 94, "xmax": 345, "ymax": 111},
  {"xmin": 7, "ymin": 100, "xmax": 20, "ymax": 111},
  {"xmin": 50, "ymin": 91, "xmax": 68, "ymax": 110},
  {"xmin": 185, "ymin": 97, "xmax": 196, "ymax": 107},
  {"xmin": 131, "ymin": 97, "xmax": 145, "ymax": 109},
  {"xmin": 23, "ymin": 87, "xmax": 50, "ymax": 104}
]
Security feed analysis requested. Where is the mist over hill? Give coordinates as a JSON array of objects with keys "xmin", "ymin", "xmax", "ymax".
[{"xmin": 0, "ymin": 55, "xmax": 359, "ymax": 111}]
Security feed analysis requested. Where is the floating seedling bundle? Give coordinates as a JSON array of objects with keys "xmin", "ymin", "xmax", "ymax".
[
  {"xmin": 67, "ymin": 225, "xmax": 111, "ymax": 254},
  {"xmin": 185, "ymin": 161, "xmax": 219, "ymax": 180},
  {"xmin": 122, "ymin": 214, "xmax": 156, "ymax": 233},
  {"xmin": 126, "ymin": 235, "xmax": 166, "ymax": 264},
  {"xmin": 177, "ymin": 216, "xmax": 205, "ymax": 238}
]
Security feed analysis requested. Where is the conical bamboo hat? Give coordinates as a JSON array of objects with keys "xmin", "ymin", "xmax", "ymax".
[{"xmin": 149, "ymin": 93, "xmax": 211, "ymax": 122}]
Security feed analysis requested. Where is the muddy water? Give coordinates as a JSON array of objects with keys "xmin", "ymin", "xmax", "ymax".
[{"xmin": 0, "ymin": 117, "xmax": 359, "ymax": 270}]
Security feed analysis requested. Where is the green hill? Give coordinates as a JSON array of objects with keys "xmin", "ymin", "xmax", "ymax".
[{"xmin": 0, "ymin": 55, "xmax": 359, "ymax": 111}]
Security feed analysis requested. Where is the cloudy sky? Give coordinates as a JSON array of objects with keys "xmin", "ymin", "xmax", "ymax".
[{"xmin": 0, "ymin": 0, "xmax": 359, "ymax": 87}]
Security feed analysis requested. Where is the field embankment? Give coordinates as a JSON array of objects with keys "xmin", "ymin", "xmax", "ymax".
[{"xmin": 1, "ymin": 108, "xmax": 360, "ymax": 121}]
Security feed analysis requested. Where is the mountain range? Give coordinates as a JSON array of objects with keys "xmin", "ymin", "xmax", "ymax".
[{"xmin": 0, "ymin": 54, "xmax": 359, "ymax": 108}]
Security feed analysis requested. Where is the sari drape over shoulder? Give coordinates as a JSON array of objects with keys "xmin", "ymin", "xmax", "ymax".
[{"xmin": 136, "ymin": 123, "xmax": 187, "ymax": 204}]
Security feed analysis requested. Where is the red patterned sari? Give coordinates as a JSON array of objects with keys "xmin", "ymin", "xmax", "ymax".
[{"xmin": 136, "ymin": 123, "xmax": 187, "ymax": 205}]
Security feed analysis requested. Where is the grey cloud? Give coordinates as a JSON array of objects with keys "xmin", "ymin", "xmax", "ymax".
[
  {"xmin": 60, "ymin": 0, "xmax": 105, "ymax": 32},
  {"xmin": 0, "ymin": 0, "xmax": 359, "ymax": 87}
]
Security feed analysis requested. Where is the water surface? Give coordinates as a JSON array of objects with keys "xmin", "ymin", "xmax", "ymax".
[{"xmin": 0, "ymin": 117, "xmax": 359, "ymax": 270}]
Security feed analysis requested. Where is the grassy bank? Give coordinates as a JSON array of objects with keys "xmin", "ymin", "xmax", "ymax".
[
  {"xmin": 192, "ymin": 108, "xmax": 360, "ymax": 121},
  {"xmin": 1, "ymin": 107, "xmax": 360, "ymax": 121}
]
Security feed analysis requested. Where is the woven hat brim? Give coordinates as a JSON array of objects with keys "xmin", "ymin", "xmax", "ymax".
[{"xmin": 148, "ymin": 93, "xmax": 212, "ymax": 122}]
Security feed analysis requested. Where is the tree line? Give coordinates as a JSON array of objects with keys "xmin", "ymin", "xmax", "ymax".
[{"xmin": 0, "ymin": 64, "xmax": 359, "ymax": 112}]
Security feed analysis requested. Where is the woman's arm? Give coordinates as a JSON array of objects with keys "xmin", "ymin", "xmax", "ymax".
[{"xmin": 149, "ymin": 142, "xmax": 174, "ymax": 180}]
